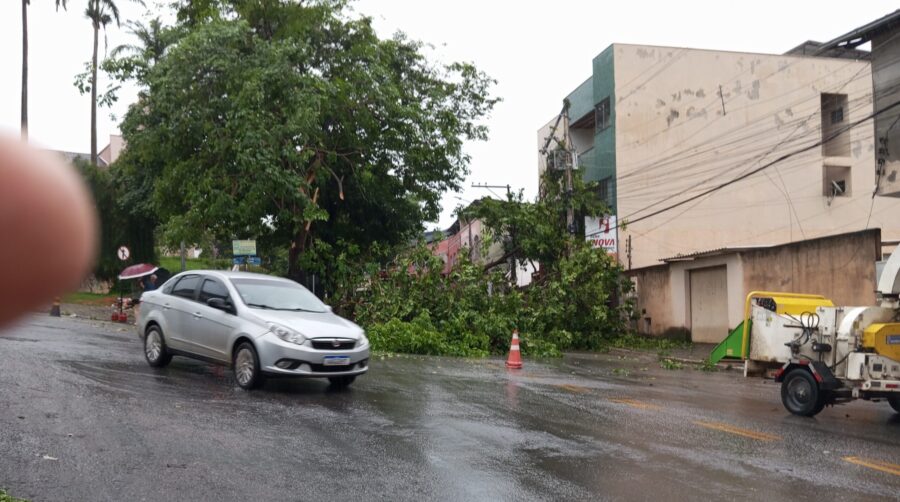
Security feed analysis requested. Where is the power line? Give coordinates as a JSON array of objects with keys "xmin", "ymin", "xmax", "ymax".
[
  {"xmin": 586, "ymin": 98, "xmax": 900, "ymax": 238},
  {"xmin": 615, "ymin": 90, "xmax": 880, "ymax": 202},
  {"xmin": 615, "ymin": 73, "xmax": 884, "ymax": 190}
]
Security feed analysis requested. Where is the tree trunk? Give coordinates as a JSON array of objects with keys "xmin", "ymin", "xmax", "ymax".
[
  {"xmin": 90, "ymin": 21, "xmax": 99, "ymax": 166},
  {"xmin": 287, "ymin": 227, "xmax": 308, "ymax": 283},
  {"xmin": 20, "ymin": 0, "xmax": 28, "ymax": 141}
]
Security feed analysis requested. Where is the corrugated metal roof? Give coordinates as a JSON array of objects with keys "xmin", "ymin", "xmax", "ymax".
[
  {"xmin": 660, "ymin": 245, "xmax": 771, "ymax": 263},
  {"xmin": 815, "ymin": 9, "xmax": 900, "ymax": 54}
]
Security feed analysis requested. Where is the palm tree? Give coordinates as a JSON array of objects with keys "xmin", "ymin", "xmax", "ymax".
[
  {"xmin": 21, "ymin": 1, "xmax": 67, "ymax": 142},
  {"xmin": 111, "ymin": 17, "xmax": 169, "ymax": 65},
  {"xmin": 85, "ymin": 0, "xmax": 116, "ymax": 166},
  {"xmin": 84, "ymin": 0, "xmax": 142, "ymax": 166}
]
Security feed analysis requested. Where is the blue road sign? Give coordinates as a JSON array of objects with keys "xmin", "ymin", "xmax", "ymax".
[
  {"xmin": 232, "ymin": 256, "xmax": 245, "ymax": 265},
  {"xmin": 248, "ymin": 256, "xmax": 262, "ymax": 266}
]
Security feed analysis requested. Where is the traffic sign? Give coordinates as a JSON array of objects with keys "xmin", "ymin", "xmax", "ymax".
[
  {"xmin": 232, "ymin": 256, "xmax": 246, "ymax": 265},
  {"xmin": 117, "ymin": 246, "xmax": 130, "ymax": 261},
  {"xmin": 248, "ymin": 256, "xmax": 262, "ymax": 266}
]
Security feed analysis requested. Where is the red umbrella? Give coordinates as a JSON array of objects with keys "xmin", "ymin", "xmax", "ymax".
[{"xmin": 118, "ymin": 263, "xmax": 159, "ymax": 280}]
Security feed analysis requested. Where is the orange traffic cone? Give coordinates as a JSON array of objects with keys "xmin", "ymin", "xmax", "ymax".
[{"xmin": 505, "ymin": 330, "xmax": 523, "ymax": 369}]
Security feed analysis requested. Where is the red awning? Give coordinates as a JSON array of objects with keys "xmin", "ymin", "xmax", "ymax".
[{"xmin": 118, "ymin": 263, "xmax": 159, "ymax": 280}]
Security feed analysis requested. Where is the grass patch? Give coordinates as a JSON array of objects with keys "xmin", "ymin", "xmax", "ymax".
[
  {"xmin": 603, "ymin": 333, "xmax": 691, "ymax": 353},
  {"xmin": 659, "ymin": 357, "xmax": 684, "ymax": 370},
  {"xmin": 697, "ymin": 359, "xmax": 719, "ymax": 372},
  {"xmin": 63, "ymin": 291, "xmax": 119, "ymax": 306},
  {"xmin": 0, "ymin": 489, "xmax": 28, "ymax": 502},
  {"xmin": 158, "ymin": 257, "xmax": 267, "ymax": 274},
  {"xmin": 159, "ymin": 257, "xmax": 221, "ymax": 272}
]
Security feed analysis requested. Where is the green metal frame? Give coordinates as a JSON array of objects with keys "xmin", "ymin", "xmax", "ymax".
[{"xmin": 709, "ymin": 320, "xmax": 749, "ymax": 365}]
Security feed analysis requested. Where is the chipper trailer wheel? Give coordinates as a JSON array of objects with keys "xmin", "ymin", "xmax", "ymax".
[
  {"xmin": 781, "ymin": 369, "xmax": 824, "ymax": 417},
  {"xmin": 889, "ymin": 396, "xmax": 900, "ymax": 414}
]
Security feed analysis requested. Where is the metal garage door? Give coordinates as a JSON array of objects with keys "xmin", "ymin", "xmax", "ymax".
[{"xmin": 689, "ymin": 266, "xmax": 729, "ymax": 343}]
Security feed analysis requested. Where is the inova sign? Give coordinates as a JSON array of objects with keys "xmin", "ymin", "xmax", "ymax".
[{"xmin": 585, "ymin": 215, "xmax": 617, "ymax": 255}]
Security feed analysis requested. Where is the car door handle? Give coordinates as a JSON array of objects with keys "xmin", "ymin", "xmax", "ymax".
[
  {"xmin": 163, "ymin": 303, "xmax": 171, "ymax": 310},
  {"xmin": 193, "ymin": 312, "xmax": 203, "ymax": 319}
]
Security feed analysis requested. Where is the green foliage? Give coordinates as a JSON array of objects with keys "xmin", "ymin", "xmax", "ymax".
[
  {"xmin": 697, "ymin": 359, "xmax": 719, "ymax": 372},
  {"xmin": 525, "ymin": 244, "xmax": 633, "ymax": 350},
  {"xmin": 368, "ymin": 313, "xmax": 487, "ymax": 357},
  {"xmin": 340, "ymin": 159, "xmax": 636, "ymax": 358},
  {"xmin": 157, "ymin": 256, "xmax": 230, "ymax": 272},
  {"xmin": 0, "ymin": 489, "xmax": 27, "ymax": 502},
  {"xmin": 113, "ymin": 2, "xmax": 498, "ymax": 281},
  {"xmin": 350, "ymin": 240, "xmax": 631, "ymax": 357},
  {"xmin": 603, "ymin": 333, "xmax": 691, "ymax": 352},
  {"xmin": 352, "ymin": 246, "xmax": 511, "ymax": 357},
  {"xmin": 462, "ymin": 167, "xmax": 608, "ymax": 269},
  {"xmin": 75, "ymin": 160, "xmax": 156, "ymax": 281},
  {"xmin": 659, "ymin": 357, "xmax": 684, "ymax": 370}
]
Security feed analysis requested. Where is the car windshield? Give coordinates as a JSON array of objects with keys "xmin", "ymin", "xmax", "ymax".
[{"xmin": 230, "ymin": 278, "xmax": 328, "ymax": 312}]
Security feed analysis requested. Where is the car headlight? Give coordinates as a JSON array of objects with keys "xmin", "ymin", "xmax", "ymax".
[
  {"xmin": 357, "ymin": 333, "xmax": 369, "ymax": 347},
  {"xmin": 268, "ymin": 322, "xmax": 306, "ymax": 345}
]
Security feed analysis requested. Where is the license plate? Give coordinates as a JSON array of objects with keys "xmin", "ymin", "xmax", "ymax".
[{"xmin": 323, "ymin": 356, "xmax": 350, "ymax": 366}]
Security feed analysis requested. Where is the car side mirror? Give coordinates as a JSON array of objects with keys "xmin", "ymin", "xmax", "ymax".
[{"xmin": 207, "ymin": 297, "xmax": 234, "ymax": 313}]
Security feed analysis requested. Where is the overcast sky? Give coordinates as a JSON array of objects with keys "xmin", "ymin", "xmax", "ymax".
[{"xmin": 1, "ymin": 0, "xmax": 897, "ymax": 227}]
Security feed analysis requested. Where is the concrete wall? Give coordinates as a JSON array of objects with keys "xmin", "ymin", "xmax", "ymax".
[
  {"xmin": 628, "ymin": 229, "xmax": 881, "ymax": 336},
  {"xmin": 741, "ymin": 229, "xmax": 881, "ymax": 307},
  {"xmin": 631, "ymin": 265, "xmax": 672, "ymax": 336},
  {"xmin": 632, "ymin": 254, "xmax": 743, "ymax": 336},
  {"xmin": 611, "ymin": 44, "xmax": 900, "ymax": 269}
]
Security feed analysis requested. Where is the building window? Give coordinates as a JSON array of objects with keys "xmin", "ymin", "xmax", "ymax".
[
  {"xmin": 595, "ymin": 97, "xmax": 611, "ymax": 131},
  {"xmin": 597, "ymin": 177, "xmax": 611, "ymax": 204},
  {"xmin": 830, "ymin": 107, "xmax": 844, "ymax": 124},
  {"xmin": 821, "ymin": 93, "xmax": 850, "ymax": 157},
  {"xmin": 823, "ymin": 164, "xmax": 851, "ymax": 198}
]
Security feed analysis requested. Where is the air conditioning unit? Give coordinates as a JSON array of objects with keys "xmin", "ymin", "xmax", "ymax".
[{"xmin": 547, "ymin": 150, "xmax": 573, "ymax": 171}]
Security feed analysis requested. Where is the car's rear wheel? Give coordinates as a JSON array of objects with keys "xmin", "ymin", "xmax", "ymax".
[
  {"xmin": 233, "ymin": 342, "xmax": 264, "ymax": 390},
  {"xmin": 328, "ymin": 375, "xmax": 356, "ymax": 388},
  {"xmin": 144, "ymin": 326, "xmax": 172, "ymax": 368}
]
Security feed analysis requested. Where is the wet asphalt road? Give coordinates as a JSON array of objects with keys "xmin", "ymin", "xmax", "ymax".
[{"xmin": 1, "ymin": 316, "xmax": 899, "ymax": 501}]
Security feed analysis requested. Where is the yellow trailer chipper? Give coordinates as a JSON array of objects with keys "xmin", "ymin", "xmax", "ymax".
[{"xmin": 709, "ymin": 253, "xmax": 900, "ymax": 417}]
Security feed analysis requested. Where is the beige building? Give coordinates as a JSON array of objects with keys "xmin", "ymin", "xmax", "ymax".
[
  {"xmin": 99, "ymin": 134, "xmax": 126, "ymax": 166},
  {"xmin": 539, "ymin": 41, "xmax": 900, "ymax": 342},
  {"xmin": 539, "ymin": 43, "xmax": 900, "ymax": 272}
]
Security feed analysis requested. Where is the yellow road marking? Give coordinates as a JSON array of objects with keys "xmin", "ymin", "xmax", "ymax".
[
  {"xmin": 555, "ymin": 384, "xmax": 590, "ymax": 394},
  {"xmin": 844, "ymin": 456, "xmax": 900, "ymax": 476},
  {"xmin": 693, "ymin": 421, "xmax": 780, "ymax": 442},
  {"xmin": 609, "ymin": 398, "xmax": 661, "ymax": 410}
]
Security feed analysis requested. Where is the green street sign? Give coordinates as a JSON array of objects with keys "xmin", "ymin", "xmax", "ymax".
[{"xmin": 232, "ymin": 240, "xmax": 257, "ymax": 256}]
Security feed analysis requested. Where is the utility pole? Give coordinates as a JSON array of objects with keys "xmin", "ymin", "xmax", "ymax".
[
  {"xmin": 626, "ymin": 235, "xmax": 632, "ymax": 270},
  {"xmin": 560, "ymin": 104, "xmax": 575, "ymax": 237},
  {"xmin": 538, "ymin": 99, "xmax": 575, "ymax": 254},
  {"xmin": 471, "ymin": 182, "xmax": 517, "ymax": 284}
]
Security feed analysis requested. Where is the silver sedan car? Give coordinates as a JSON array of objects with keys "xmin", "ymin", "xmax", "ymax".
[{"xmin": 136, "ymin": 270, "xmax": 369, "ymax": 389}]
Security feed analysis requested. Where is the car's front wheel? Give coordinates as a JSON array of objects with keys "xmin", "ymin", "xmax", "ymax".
[
  {"xmin": 328, "ymin": 375, "xmax": 356, "ymax": 388},
  {"xmin": 233, "ymin": 342, "xmax": 264, "ymax": 390},
  {"xmin": 144, "ymin": 326, "xmax": 172, "ymax": 368}
]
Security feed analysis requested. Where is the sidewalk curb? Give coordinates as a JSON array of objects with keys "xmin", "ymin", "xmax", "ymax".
[{"xmin": 607, "ymin": 347, "xmax": 735, "ymax": 370}]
